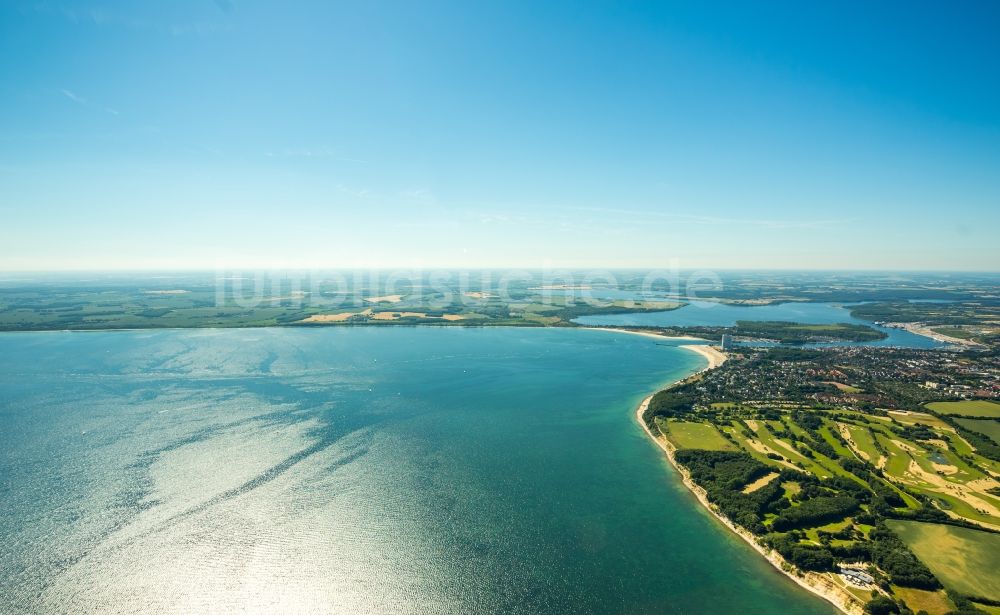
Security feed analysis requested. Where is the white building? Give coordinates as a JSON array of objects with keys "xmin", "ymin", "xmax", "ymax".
[{"xmin": 720, "ymin": 333, "xmax": 734, "ymax": 351}]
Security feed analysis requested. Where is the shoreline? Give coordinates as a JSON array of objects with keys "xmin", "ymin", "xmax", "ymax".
[
  {"xmin": 678, "ymin": 343, "xmax": 727, "ymax": 369},
  {"xmin": 633, "ymin": 341, "xmax": 864, "ymax": 615},
  {"xmin": 582, "ymin": 326, "xmax": 708, "ymax": 342},
  {"xmin": 892, "ymin": 322, "xmax": 984, "ymax": 348}
]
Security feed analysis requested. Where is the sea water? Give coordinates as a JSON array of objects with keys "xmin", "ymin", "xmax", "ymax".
[{"xmin": 0, "ymin": 327, "xmax": 836, "ymax": 614}]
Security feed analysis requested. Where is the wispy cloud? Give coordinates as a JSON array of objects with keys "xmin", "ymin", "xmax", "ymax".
[
  {"xmin": 59, "ymin": 88, "xmax": 119, "ymax": 116},
  {"xmin": 60, "ymin": 89, "xmax": 87, "ymax": 105}
]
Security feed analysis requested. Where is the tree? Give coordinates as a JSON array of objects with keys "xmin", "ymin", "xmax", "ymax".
[{"xmin": 864, "ymin": 595, "xmax": 900, "ymax": 615}]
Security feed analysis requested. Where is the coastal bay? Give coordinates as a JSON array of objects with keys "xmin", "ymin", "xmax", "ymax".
[{"xmin": 0, "ymin": 327, "xmax": 837, "ymax": 614}]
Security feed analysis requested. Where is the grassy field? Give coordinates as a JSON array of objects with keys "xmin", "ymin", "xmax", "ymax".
[
  {"xmin": 750, "ymin": 420, "xmax": 831, "ymax": 476},
  {"xmin": 930, "ymin": 326, "xmax": 977, "ymax": 340},
  {"xmin": 955, "ymin": 418, "xmax": 1000, "ymax": 444},
  {"xmin": 887, "ymin": 410, "xmax": 950, "ymax": 429},
  {"xmin": 890, "ymin": 587, "xmax": 954, "ymax": 615},
  {"xmin": 949, "ymin": 432, "xmax": 978, "ymax": 456},
  {"xmin": 520, "ymin": 312, "xmax": 561, "ymax": 325},
  {"xmin": 843, "ymin": 424, "xmax": 883, "ymax": 464},
  {"xmin": 926, "ymin": 400, "xmax": 1000, "ymax": 418},
  {"xmin": 756, "ymin": 419, "xmax": 865, "ymax": 481},
  {"xmin": 818, "ymin": 424, "xmax": 856, "ymax": 459},
  {"xmin": 659, "ymin": 420, "xmax": 736, "ymax": 451},
  {"xmin": 830, "ymin": 416, "xmax": 1000, "ymax": 522},
  {"xmin": 719, "ymin": 424, "xmax": 783, "ymax": 466},
  {"xmin": 886, "ymin": 520, "xmax": 1000, "ymax": 601},
  {"xmin": 876, "ymin": 434, "xmax": 912, "ymax": 478},
  {"xmin": 803, "ymin": 519, "xmax": 852, "ymax": 544},
  {"xmin": 827, "ymin": 381, "xmax": 861, "ymax": 393},
  {"xmin": 721, "ymin": 423, "xmax": 837, "ymax": 480}
]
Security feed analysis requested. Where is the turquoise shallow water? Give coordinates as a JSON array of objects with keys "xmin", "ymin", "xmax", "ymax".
[{"xmin": 0, "ymin": 328, "xmax": 837, "ymax": 614}]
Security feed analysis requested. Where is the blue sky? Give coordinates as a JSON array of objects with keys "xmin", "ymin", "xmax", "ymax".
[{"xmin": 1, "ymin": 1, "xmax": 998, "ymax": 270}]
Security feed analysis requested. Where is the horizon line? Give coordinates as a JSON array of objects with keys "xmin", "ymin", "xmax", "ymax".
[{"xmin": 0, "ymin": 267, "xmax": 998, "ymax": 275}]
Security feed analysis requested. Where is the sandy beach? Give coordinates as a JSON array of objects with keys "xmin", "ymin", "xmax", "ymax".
[
  {"xmin": 678, "ymin": 343, "xmax": 727, "ymax": 369},
  {"xmin": 633, "ymin": 344, "xmax": 864, "ymax": 615},
  {"xmin": 582, "ymin": 326, "xmax": 708, "ymax": 342}
]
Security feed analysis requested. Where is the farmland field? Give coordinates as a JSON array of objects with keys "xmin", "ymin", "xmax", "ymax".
[
  {"xmin": 954, "ymin": 418, "xmax": 1000, "ymax": 444},
  {"xmin": 926, "ymin": 400, "xmax": 1000, "ymax": 418},
  {"xmin": 886, "ymin": 520, "xmax": 1000, "ymax": 601},
  {"xmin": 890, "ymin": 587, "xmax": 954, "ymax": 615},
  {"xmin": 660, "ymin": 420, "xmax": 736, "ymax": 451}
]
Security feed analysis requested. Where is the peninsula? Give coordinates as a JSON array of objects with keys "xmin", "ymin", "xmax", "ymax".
[{"xmin": 638, "ymin": 335, "xmax": 1000, "ymax": 615}]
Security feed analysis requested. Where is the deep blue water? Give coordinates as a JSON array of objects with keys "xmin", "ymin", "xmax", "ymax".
[{"xmin": 0, "ymin": 327, "xmax": 837, "ymax": 614}]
